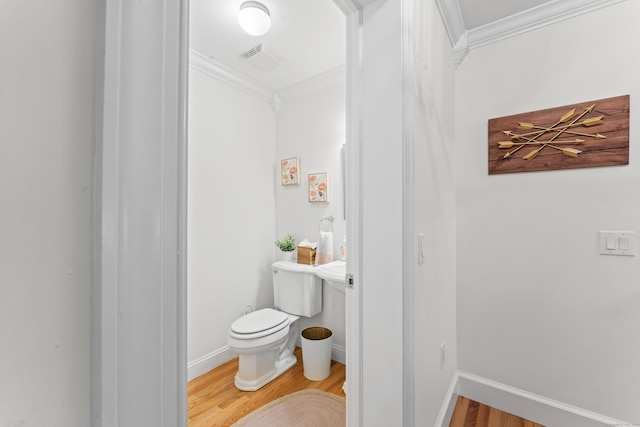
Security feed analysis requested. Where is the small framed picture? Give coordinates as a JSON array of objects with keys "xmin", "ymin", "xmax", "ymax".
[
  {"xmin": 308, "ymin": 172, "xmax": 328, "ymax": 203},
  {"xmin": 281, "ymin": 157, "xmax": 299, "ymax": 186}
]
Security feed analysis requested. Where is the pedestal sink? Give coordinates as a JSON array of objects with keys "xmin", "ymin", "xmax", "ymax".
[
  {"xmin": 315, "ymin": 260, "xmax": 346, "ymax": 293},
  {"xmin": 314, "ymin": 260, "xmax": 347, "ymax": 392}
]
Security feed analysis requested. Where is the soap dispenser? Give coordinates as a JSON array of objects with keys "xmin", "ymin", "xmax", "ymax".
[{"xmin": 340, "ymin": 235, "xmax": 347, "ymax": 261}]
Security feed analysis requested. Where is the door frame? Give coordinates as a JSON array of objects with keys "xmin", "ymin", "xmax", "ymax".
[{"xmin": 93, "ymin": 0, "xmax": 372, "ymax": 426}]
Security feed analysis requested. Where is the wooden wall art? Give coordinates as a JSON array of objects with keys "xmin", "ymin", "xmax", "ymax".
[{"xmin": 488, "ymin": 95, "xmax": 629, "ymax": 175}]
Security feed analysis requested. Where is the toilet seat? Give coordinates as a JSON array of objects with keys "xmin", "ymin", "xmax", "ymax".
[{"xmin": 229, "ymin": 308, "xmax": 290, "ymax": 340}]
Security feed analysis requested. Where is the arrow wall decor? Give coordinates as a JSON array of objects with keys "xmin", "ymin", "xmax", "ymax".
[{"xmin": 488, "ymin": 95, "xmax": 629, "ymax": 175}]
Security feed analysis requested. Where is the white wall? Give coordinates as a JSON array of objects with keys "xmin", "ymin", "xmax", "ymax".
[
  {"xmin": 187, "ymin": 67, "xmax": 276, "ymax": 379},
  {"xmin": 455, "ymin": 1, "xmax": 640, "ymax": 423},
  {"xmin": 0, "ymin": 1, "xmax": 95, "ymax": 425},
  {"xmin": 275, "ymin": 78, "xmax": 346, "ymax": 262},
  {"xmin": 412, "ymin": 0, "xmax": 458, "ymax": 425},
  {"xmin": 275, "ymin": 76, "xmax": 347, "ymax": 353}
]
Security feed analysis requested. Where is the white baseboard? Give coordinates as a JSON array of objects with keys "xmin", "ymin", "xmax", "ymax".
[
  {"xmin": 187, "ymin": 346, "xmax": 235, "ymax": 382},
  {"xmin": 191, "ymin": 351, "xmax": 626, "ymax": 427},
  {"xmin": 187, "ymin": 343, "xmax": 346, "ymax": 382},
  {"xmin": 331, "ymin": 343, "xmax": 346, "ymax": 365},
  {"xmin": 435, "ymin": 373, "xmax": 460, "ymax": 427},
  {"xmin": 453, "ymin": 371, "xmax": 628, "ymax": 427}
]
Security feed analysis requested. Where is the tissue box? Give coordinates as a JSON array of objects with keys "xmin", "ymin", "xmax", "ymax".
[{"xmin": 297, "ymin": 246, "xmax": 316, "ymax": 265}]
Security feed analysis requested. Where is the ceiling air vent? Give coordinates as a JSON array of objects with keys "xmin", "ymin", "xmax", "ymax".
[{"xmin": 240, "ymin": 43, "xmax": 283, "ymax": 72}]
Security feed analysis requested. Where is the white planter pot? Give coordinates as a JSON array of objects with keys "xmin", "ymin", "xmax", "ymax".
[{"xmin": 281, "ymin": 250, "xmax": 295, "ymax": 262}]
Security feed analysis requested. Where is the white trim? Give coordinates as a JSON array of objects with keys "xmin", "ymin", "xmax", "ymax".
[
  {"xmin": 434, "ymin": 372, "xmax": 460, "ymax": 427},
  {"xmin": 333, "ymin": 0, "xmax": 378, "ymax": 15},
  {"xmin": 187, "ymin": 347, "xmax": 236, "ymax": 382},
  {"xmin": 434, "ymin": 0, "xmax": 466, "ymax": 48},
  {"xmin": 177, "ymin": 0, "xmax": 190, "ymax": 422},
  {"xmin": 189, "ymin": 49, "xmax": 272, "ymax": 104},
  {"xmin": 436, "ymin": 0, "xmax": 625, "ymax": 64},
  {"xmin": 276, "ymin": 66, "xmax": 346, "ymax": 104},
  {"xmin": 345, "ymin": 8, "xmax": 363, "ymax": 427},
  {"xmin": 456, "ymin": 371, "xmax": 629, "ymax": 427},
  {"xmin": 94, "ymin": 0, "xmax": 187, "ymax": 425},
  {"xmin": 452, "ymin": 32, "xmax": 469, "ymax": 67},
  {"xmin": 187, "ymin": 343, "xmax": 346, "ymax": 383},
  {"xmin": 333, "ymin": 0, "xmax": 360, "ymax": 15},
  {"xmin": 401, "ymin": 0, "xmax": 415, "ymax": 425},
  {"xmin": 434, "ymin": 371, "xmax": 630, "ymax": 427},
  {"xmin": 331, "ymin": 343, "xmax": 347, "ymax": 365},
  {"xmin": 189, "ymin": 49, "xmax": 346, "ymax": 108},
  {"xmin": 466, "ymin": 0, "xmax": 627, "ymax": 50},
  {"xmin": 92, "ymin": 0, "xmax": 108, "ymax": 423}
]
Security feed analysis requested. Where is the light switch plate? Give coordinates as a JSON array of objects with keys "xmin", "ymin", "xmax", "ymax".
[
  {"xmin": 599, "ymin": 231, "xmax": 636, "ymax": 256},
  {"xmin": 417, "ymin": 233, "xmax": 425, "ymax": 265}
]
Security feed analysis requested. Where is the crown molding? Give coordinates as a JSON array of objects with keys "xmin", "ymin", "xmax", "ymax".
[
  {"xmin": 332, "ymin": 0, "xmax": 378, "ymax": 14},
  {"xmin": 189, "ymin": 49, "xmax": 345, "ymax": 109},
  {"xmin": 435, "ymin": 0, "xmax": 466, "ymax": 48},
  {"xmin": 467, "ymin": 0, "xmax": 626, "ymax": 50},
  {"xmin": 437, "ymin": 0, "xmax": 626, "ymax": 65},
  {"xmin": 434, "ymin": 0, "xmax": 469, "ymax": 66},
  {"xmin": 276, "ymin": 66, "xmax": 345, "ymax": 104},
  {"xmin": 189, "ymin": 49, "xmax": 273, "ymax": 105}
]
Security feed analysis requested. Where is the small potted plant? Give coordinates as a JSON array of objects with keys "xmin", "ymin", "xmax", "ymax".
[{"xmin": 275, "ymin": 233, "xmax": 296, "ymax": 262}]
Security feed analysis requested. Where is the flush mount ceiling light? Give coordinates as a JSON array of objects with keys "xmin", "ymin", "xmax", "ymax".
[{"xmin": 238, "ymin": 1, "xmax": 271, "ymax": 36}]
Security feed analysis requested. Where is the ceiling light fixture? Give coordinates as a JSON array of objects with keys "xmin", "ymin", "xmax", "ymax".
[{"xmin": 238, "ymin": 1, "xmax": 271, "ymax": 36}]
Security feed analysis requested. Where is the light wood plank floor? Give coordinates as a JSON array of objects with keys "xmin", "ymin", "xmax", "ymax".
[
  {"xmin": 450, "ymin": 396, "xmax": 545, "ymax": 427},
  {"xmin": 188, "ymin": 347, "xmax": 345, "ymax": 427},
  {"xmin": 189, "ymin": 355, "xmax": 545, "ymax": 427}
]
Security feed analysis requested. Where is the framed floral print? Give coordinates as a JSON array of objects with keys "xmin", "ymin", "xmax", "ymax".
[
  {"xmin": 281, "ymin": 157, "xmax": 299, "ymax": 185},
  {"xmin": 308, "ymin": 172, "xmax": 328, "ymax": 203}
]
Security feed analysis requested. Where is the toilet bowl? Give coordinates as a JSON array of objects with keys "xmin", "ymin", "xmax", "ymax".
[
  {"xmin": 227, "ymin": 262, "xmax": 322, "ymax": 391},
  {"xmin": 227, "ymin": 308, "xmax": 300, "ymax": 391}
]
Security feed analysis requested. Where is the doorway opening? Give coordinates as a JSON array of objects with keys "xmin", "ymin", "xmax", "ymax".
[{"xmin": 186, "ymin": 1, "xmax": 353, "ymax": 425}]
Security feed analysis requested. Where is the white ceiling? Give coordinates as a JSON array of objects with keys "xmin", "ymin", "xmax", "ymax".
[
  {"xmin": 457, "ymin": 0, "xmax": 549, "ymax": 29},
  {"xmin": 189, "ymin": 0, "xmax": 346, "ymax": 93},
  {"xmin": 189, "ymin": 0, "xmax": 622, "ymax": 93}
]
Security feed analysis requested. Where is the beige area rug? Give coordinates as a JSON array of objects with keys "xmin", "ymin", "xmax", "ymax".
[{"xmin": 232, "ymin": 389, "xmax": 346, "ymax": 427}]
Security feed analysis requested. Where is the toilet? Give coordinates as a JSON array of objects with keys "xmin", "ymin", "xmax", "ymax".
[{"xmin": 227, "ymin": 261, "xmax": 322, "ymax": 391}]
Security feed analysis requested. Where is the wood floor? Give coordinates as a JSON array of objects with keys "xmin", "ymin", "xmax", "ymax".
[
  {"xmin": 188, "ymin": 353, "xmax": 543, "ymax": 427},
  {"xmin": 188, "ymin": 347, "xmax": 345, "ymax": 427},
  {"xmin": 450, "ymin": 396, "xmax": 545, "ymax": 427}
]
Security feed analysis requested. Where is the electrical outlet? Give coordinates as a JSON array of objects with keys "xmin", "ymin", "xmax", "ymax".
[{"xmin": 440, "ymin": 342, "xmax": 445, "ymax": 370}]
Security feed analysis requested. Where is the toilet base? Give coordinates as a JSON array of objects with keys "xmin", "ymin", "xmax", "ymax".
[
  {"xmin": 231, "ymin": 320, "xmax": 300, "ymax": 391},
  {"xmin": 234, "ymin": 352, "xmax": 297, "ymax": 391}
]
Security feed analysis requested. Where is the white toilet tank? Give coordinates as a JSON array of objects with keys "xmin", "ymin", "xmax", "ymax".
[{"xmin": 272, "ymin": 261, "xmax": 322, "ymax": 317}]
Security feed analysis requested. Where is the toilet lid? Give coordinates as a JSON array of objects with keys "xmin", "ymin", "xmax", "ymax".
[{"xmin": 230, "ymin": 308, "xmax": 289, "ymax": 338}]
